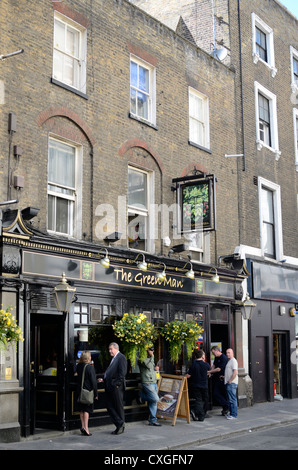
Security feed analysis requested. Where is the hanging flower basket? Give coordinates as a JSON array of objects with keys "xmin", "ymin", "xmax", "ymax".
[
  {"xmin": 161, "ymin": 320, "xmax": 203, "ymax": 363},
  {"xmin": 112, "ymin": 313, "xmax": 157, "ymax": 367},
  {"xmin": 0, "ymin": 306, "xmax": 24, "ymax": 351}
]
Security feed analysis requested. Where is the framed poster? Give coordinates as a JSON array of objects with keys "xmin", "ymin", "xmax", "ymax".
[{"xmin": 157, "ymin": 374, "xmax": 190, "ymax": 425}]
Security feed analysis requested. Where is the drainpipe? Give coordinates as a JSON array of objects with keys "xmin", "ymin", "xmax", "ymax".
[{"xmin": 237, "ymin": 0, "xmax": 246, "ymax": 172}]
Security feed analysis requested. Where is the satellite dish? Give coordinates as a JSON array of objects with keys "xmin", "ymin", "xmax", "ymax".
[{"xmin": 211, "ymin": 47, "xmax": 228, "ymax": 61}]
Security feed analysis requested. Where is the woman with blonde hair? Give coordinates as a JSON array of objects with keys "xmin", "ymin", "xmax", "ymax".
[{"xmin": 76, "ymin": 350, "xmax": 98, "ymax": 436}]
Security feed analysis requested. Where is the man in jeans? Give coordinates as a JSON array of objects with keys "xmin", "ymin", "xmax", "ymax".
[
  {"xmin": 224, "ymin": 348, "xmax": 238, "ymax": 420},
  {"xmin": 138, "ymin": 347, "xmax": 162, "ymax": 426}
]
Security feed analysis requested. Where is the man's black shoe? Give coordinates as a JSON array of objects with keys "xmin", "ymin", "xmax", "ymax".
[
  {"xmin": 190, "ymin": 410, "xmax": 199, "ymax": 421},
  {"xmin": 149, "ymin": 422, "xmax": 162, "ymax": 426},
  {"xmin": 111, "ymin": 425, "xmax": 125, "ymax": 434}
]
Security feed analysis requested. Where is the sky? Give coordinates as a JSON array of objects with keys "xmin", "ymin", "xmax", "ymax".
[{"xmin": 278, "ymin": 0, "xmax": 298, "ymax": 18}]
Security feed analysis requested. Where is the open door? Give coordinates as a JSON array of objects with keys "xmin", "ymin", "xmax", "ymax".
[{"xmin": 30, "ymin": 314, "xmax": 65, "ymax": 433}]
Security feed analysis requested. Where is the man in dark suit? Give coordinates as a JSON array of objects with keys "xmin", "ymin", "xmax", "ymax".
[{"xmin": 99, "ymin": 342, "xmax": 127, "ymax": 435}]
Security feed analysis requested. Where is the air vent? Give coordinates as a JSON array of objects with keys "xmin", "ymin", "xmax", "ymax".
[{"xmin": 253, "ymin": 176, "xmax": 258, "ymax": 186}]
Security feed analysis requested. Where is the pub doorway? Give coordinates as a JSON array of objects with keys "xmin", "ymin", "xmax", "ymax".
[{"xmin": 30, "ymin": 314, "xmax": 65, "ymax": 433}]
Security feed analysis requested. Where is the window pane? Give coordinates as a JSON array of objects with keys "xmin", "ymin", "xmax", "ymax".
[
  {"xmin": 130, "ymin": 61, "xmax": 138, "ymax": 88},
  {"xmin": 49, "ymin": 139, "xmax": 75, "ymax": 188},
  {"xmin": 53, "ymin": 50, "xmax": 64, "ymax": 82},
  {"xmin": 66, "ymin": 25, "xmax": 79, "ymax": 57},
  {"xmin": 128, "ymin": 168, "xmax": 147, "ymax": 209},
  {"xmin": 54, "ymin": 19, "xmax": 65, "ymax": 51},
  {"xmin": 261, "ymin": 188, "xmax": 274, "ymax": 223},
  {"xmin": 64, "ymin": 55, "xmax": 75, "ymax": 86},
  {"xmin": 263, "ymin": 222, "xmax": 275, "ymax": 257},
  {"xmin": 137, "ymin": 91, "xmax": 149, "ymax": 120},
  {"xmin": 48, "ymin": 195, "xmax": 55, "ymax": 231},
  {"xmin": 56, "ymin": 197, "xmax": 70, "ymax": 234},
  {"xmin": 259, "ymin": 94, "xmax": 270, "ymax": 123},
  {"xmin": 130, "ymin": 88, "xmax": 136, "ymax": 115},
  {"xmin": 128, "ymin": 213, "xmax": 146, "ymax": 250},
  {"xmin": 138, "ymin": 65, "xmax": 149, "ymax": 93}
]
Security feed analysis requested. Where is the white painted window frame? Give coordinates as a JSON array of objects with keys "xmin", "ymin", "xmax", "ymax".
[
  {"xmin": 252, "ymin": 13, "xmax": 277, "ymax": 77},
  {"xmin": 258, "ymin": 177, "xmax": 283, "ymax": 261},
  {"xmin": 254, "ymin": 81, "xmax": 281, "ymax": 160}
]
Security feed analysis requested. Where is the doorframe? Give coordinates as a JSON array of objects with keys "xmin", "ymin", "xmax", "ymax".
[{"xmin": 29, "ymin": 312, "xmax": 67, "ymax": 433}]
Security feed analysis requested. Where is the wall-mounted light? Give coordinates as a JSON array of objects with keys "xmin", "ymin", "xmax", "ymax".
[
  {"xmin": 98, "ymin": 248, "xmax": 110, "ymax": 268},
  {"xmin": 240, "ymin": 293, "xmax": 256, "ymax": 320},
  {"xmin": 182, "ymin": 261, "xmax": 195, "ymax": 279},
  {"xmin": 51, "ymin": 273, "xmax": 76, "ymax": 314},
  {"xmin": 133, "ymin": 253, "xmax": 147, "ymax": 271},
  {"xmin": 208, "ymin": 267, "xmax": 219, "ymax": 283},
  {"xmin": 155, "ymin": 263, "xmax": 166, "ymax": 282}
]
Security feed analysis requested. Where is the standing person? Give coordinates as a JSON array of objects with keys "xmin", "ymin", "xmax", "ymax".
[
  {"xmin": 186, "ymin": 349, "xmax": 210, "ymax": 422},
  {"xmin": 98, "ymin": 342, "xmax": 127, "ymax": 435},
  {"xmin": 76, "ymin": 350, "xmax": 98, "ymax": 436},
  {"xmin": 138, "ymin": 346, "xmax": 162, "ymax": 427},
  {"xmin": 208, "ymin": 346, "xmax": 230, "ymax": 416},
  {"xmin": 224, "ymin": 348, "xmax": 238, "ymax": 420}
]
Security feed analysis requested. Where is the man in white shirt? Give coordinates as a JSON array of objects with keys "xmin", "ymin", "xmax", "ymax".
[{"xmin": 224, "ymin": 348, "xmax": 238, "ymax": 419}]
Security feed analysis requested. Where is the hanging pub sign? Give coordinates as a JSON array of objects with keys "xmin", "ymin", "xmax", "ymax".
[{"xmin": 172, "ymin": 172, "xmax": 216, "ymax": 233}]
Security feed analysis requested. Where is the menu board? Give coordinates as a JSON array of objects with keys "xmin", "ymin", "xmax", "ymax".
[{"xmin": 157, "ymin": 374, "xmax": 190, "ymax": 425}]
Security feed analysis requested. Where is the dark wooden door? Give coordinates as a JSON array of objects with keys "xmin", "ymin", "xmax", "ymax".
[{"xmin": 254, "ymin": 336, "xmax": 268, "ymax": 402}]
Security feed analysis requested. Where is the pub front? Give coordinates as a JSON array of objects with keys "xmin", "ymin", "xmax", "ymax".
[{"xmin": 0, "ymin": 209, "xmax": 247, "ymax": 437}]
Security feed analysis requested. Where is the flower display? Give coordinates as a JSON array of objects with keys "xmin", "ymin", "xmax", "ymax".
[
  {"xmin": 161, "ymin": 320, "xmax": 203, "ymax": 363},
  {"xmin": 0, "ymin": 306, "xmax": 24, "ymax": 350},
  {"xmin": 112, "ymin": 313, "xmax": 157, "ymax": 366}
]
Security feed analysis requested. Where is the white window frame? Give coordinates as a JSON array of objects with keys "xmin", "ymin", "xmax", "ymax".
[
  {"xmin": 188, "ymin": 87, "xmax": 210, "ymax": 150},
  {"xmin": 254, "ymin": 82, "xmax": 280, "ymax": 160},
  {"xmin": 252, "ymin": 13, "xmax": 277, "ymax": 77},
  {"xmin": 258, "ymin": 177, "xmax": 283, "ymax": 261},
  {"xmin": 294, "ymin": 108, "xmax": 298, "ymax": 172},
  {"xmin": 53, "ymin": 12, "xmax": 87, "ymax": 93},
  {"xmin": 290, "ymin": 46, "xmax": 298, "ymax": 93},
  {"xmin": 127, "ymin": 166, "xmax": 154, "ymax": 253},
  {"xmin": 130, "ymin": 55, "xmax": 156, "ymax": 126},
  {"xmin": 47, "ymin": 135, "xmax": 82, "ymax": 238}
]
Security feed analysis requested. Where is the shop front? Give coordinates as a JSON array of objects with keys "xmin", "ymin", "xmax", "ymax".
[
  {"xmin": 247, "ymin": 260, "xmax": 298, "ymax": 403},
  {"xmin": 0, "ymin": 212, "xmax": 247, "ymax": 436}
]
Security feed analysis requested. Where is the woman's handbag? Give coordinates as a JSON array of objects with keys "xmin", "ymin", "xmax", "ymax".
[{"xmin": 78, "ymin": 364, "xmax": 94, "ymax": 405}]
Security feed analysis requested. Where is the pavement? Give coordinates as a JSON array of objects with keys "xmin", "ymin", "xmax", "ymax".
[{"xmin": 0, "ymin": 398, "xmax": 298, "ymax": 451}]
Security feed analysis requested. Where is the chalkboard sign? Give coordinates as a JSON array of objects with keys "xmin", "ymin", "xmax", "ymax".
[{"xmin": 156, "ymin": 374, "xmax": 190, "ymax": 426}]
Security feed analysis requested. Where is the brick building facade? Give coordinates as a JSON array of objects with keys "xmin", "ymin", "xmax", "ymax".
[{"xmin": 0, "ymin": 0, "xmax": 297, "ymax": 440}]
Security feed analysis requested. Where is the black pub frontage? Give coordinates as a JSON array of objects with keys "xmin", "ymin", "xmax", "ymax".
[{"xmin": 0, "ymin": 210, "xmax": 247, "ymax": 438}]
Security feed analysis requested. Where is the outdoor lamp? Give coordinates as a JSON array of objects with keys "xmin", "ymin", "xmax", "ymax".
[
  {"xmin": 98, "ymin": 248, "xmax": 110, "ymax": 268},
  {"xmin": 209, "ymin": 267, "xmax": 219, "ymax": 283},
  {"xmin": 182, "ymin": 261, "xmax": 195, "ymax": 279},
  {"xmin": 52, "ymin": 273, "xmax": 76, "ymax": 313},
  {"xmin": 134, "ymin": 253, "xmax": 147, "ymax": 271},
  {"xmin": 241, "ymin": 293, "xmax": 256, "ymax": 320},
  {"xmin": 156, "ymin": 263, "xmax": 167, "ymax": 282}
]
